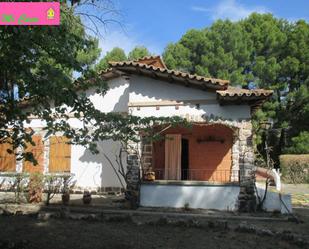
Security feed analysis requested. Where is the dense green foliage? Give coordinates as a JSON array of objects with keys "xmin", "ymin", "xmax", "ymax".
[
  {"xmin": 96, "ymin": 46, "xmax": 151, "ymax": 71},
  {"xmin": 0, "ymin": 3, "xmax": 103, "ymax": 161},
  {"xmin": 163, "ymin": 13, "xmax": 309, "ymax": 159},
  {"xmin": 128, "ymin": 46, "xmax": 151, "ymax": 60},
  {"xmin": 95, "ymin": 47, "xmax": 127, "ymax": 71},
  {"xmin": 285, "ymin": 132, "xmax": 309, "ymax": 154}
]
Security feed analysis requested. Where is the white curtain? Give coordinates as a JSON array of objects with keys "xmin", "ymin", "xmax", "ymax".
[{"xmin": 165, "ymin": 134, "xmax": 182, "ymax": 180}]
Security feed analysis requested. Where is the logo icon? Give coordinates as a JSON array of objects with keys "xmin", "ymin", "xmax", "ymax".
[{"xmin": 47, "ymin": 8, "xmax": 55, "ymax": 20}]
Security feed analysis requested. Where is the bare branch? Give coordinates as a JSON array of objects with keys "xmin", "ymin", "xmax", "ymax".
[
  {"xmin": 70, "ymin": 0, "xmax": 124, "ymax": 37},
  {"xmin": 103, "ymin": 153, "xmax": 125, "ymax": 189}
]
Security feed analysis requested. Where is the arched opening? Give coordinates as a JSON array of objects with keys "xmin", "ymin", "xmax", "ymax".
[{"xmin": 152, "ymin": 123, "xmax": 236, "ymax": 183}]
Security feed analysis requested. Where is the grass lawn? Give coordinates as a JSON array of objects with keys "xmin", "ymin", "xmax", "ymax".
[
  {"xmin": 292, "ymin": 194, "xmax": 309, "ymax": 206},
  {"xmin": 282, "ymin": 184, "xmax": 309, "ymax": 207}
]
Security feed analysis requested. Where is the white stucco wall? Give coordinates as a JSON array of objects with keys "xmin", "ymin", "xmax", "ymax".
[
  {"xmin": 256, "ymin": 186, "xmax": 292, "ymax": 214},
  {"xmin": 140, "ymin": 183, "xmax": 240, "ymax": 211},
  {"xmin": 87, "ymin": 77, "xmax": 129, "ymax": 113},
  {"xmin": 130, "ymin": 75, "xmax": 216, "ymax": 101},
  {"xmin": 129, "ymin": 75, "xmax": 251, "ymax": 120},
  {"xmin": 71, "ymin": 140, "xmax": 126, "ymax": 190}
]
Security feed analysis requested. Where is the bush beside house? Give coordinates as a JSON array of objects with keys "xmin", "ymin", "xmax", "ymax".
[{"xmin": 280, "ymin": 154, "xmax": 309, "ymax": 183}]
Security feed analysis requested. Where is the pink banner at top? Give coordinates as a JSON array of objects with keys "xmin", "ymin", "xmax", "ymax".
[{"xmin": 0, "ymin": 2, "xmax": 60, "ymax": 26}]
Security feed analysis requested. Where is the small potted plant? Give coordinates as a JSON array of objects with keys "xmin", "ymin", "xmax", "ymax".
[
  {"xmin": 82, "ymin": 190, "xmax": 92, "ymax": 204},
  {"xmin": 145, "ymin": 167, "xmax": 155, "ymax": 181}
]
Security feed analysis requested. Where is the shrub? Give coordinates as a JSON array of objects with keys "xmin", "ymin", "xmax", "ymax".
[
  {"xmin": 280, "ymin": 154, "xmax": 309, "ymax": 183},
  {"xmin": 28, "ymin": 173, "xmax": 44, "ymax": 203},
  {"xmin": 44, "ymin": 175, "xmax": 64, "ymax": 205}
]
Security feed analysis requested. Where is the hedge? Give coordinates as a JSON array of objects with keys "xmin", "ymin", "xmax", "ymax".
[{"xmin": 280, "ymin": 154, "xmax": 309, "ymax": 184}]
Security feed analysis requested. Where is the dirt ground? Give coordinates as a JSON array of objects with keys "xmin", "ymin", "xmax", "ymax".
[
  {"xmin": 0, "ymin": 215, "xmax": 306, "ymax": 249},
  {"xmin": 0, "ymin": 186, "xmax": 308, "ymax": 249},
  {"xmin": 0, "ymin": 206, "xmax": 309, "ymax": 249}
]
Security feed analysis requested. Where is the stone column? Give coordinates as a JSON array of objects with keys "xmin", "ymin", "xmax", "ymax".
[
  {"xmin": 237, "ymin": 121, "xmax": 257, "ymax": 212},
  {"xmin": 231, "ymin": 136, "xmax": 240, "ymax": 182},
  {"xmin": 125, "ymin": 141, "xmax": 141, "ymax": 209},
  {"xmin": 125, "ymin": 137, "xmax": 153, "ymax": 208},
  {"xmin": 126, "ymin": 141, "xmax": 141, "ymax": 191}
]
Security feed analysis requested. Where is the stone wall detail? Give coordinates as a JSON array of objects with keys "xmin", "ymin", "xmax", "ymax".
[
  {"xmin": 126, "ymin": 154, "xmax": 140, "ymax": 189},
  {"xmin": 237, "ymin": 121, "xmax": 256, "ymax": 212},
  {"xmin": 126, "ymin": 137, "xmax": 153, "ymax": 182}
]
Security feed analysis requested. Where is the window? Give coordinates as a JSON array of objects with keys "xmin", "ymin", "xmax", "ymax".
[
  {"xmin": 49, "ymin": 136, "xmax": 71, "ymax": 173},
  {"xmin": 0, "ymin": 142, "xmax": 16, "ymax": 172},
  {"xmin": 23, "ymin": 135, "xmax": 44, "ymax": 173}
]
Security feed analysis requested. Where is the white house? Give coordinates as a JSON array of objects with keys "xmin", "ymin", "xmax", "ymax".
[{"xmin": 0, "ymin": 56, "xmax": 276, "ymax": 211}]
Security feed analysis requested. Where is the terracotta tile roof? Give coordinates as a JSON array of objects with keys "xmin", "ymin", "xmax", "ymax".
[
  {"xmin": 216, "ymin": 87, "xmax": 273, "ymax": 106},
  {"xmin": 133, "ymin": 55, "xmax": 167, "ymax": 69},
  {"xmin": 109, "ymin": 60, "xmax": 229, "ymax": 89},
  {"xmin": 217, "ymin": 87, "xmax": 273, "ymax": 98}
]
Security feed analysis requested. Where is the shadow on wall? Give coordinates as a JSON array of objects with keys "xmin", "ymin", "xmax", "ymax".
[
  {"xmin": 130, "ymin": 75, "xmax": 211, "ymax": 114},
  {"xmin": 129, "ymin": 75, "xmax": 251, "ymax": 120},
  {"xmin": 130, "ymin": 75, "xmax": 215, "ymax": 102},
  {"xmin": 79, "ymin": 140, "xmax": 126, "ymax": 189},
  {"xmin": 85, "ymin": 78, "xmax": 130, "ymax": 113},
  {"xmin": 113, "ymin": 87, "xmax": 129, "ymax": 112},
  {"xmin": 140, "ymin": 184, "xmax": 240, "ymax": 211}
]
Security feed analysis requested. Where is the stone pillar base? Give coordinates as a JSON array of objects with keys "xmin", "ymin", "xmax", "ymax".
[{"xmin": 238, "ymin": 174, "xmax": 257, "ymax": 212}]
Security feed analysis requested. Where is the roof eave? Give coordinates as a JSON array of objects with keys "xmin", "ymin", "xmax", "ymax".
[
  {"xmin": 216, "ymin": 92, "xmax": 273, "ymax": 106},
  {"xmin": 109, "ymin": 64, "xmax": 229, "ymax": 91}
]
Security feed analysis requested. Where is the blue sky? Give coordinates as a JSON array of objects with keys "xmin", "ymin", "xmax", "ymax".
[{"xmin": 96, "ymin": 0, "xmax": 309, "ymax": 56}]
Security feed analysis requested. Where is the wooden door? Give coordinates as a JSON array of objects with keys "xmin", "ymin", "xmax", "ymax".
[
  {"xmin": 49, "ymin": 136, "xmax": 71, "ymax": 173},
  {"xmin": 0, "ymin": 142, "xmax": 16, "ymax": 172}
]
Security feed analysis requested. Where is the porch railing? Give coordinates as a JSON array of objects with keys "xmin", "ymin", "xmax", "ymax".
[{"xmin": 153, "ymin": 168, "xmax": 239, "ymax": 183}]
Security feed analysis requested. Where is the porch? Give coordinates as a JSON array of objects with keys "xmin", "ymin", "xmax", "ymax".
[
  {"xmin": 146, "ymin": 123, "xmax": 239, "ymax": 184},
  {"xmin": 139, "ymin": 123, "xmax": 241, "ymax": 210}
]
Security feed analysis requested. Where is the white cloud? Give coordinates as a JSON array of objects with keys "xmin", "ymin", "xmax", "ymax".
[
  {"xmin": 98, "ymin": 29, "xmax": 163, "ymax": 58},
  {"xmin": 99, "ymin": 30, "xmax": 137, "ymax": 56},
  {"xmin": 192, "ymin": 0, "xmax": 268, "ymax": 21}
]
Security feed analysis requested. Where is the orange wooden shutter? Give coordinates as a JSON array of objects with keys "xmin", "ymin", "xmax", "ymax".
[
  {"xmin": 23, "ymin": 135, "xmax": 44, "ymax": 173},
  {"xmin": 49, "ymin": 136, "xmax": 71, "ymax": 173},
  {"xmin": 0, "ymin": 142, "xmax": 16, "ymax": 172}
]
